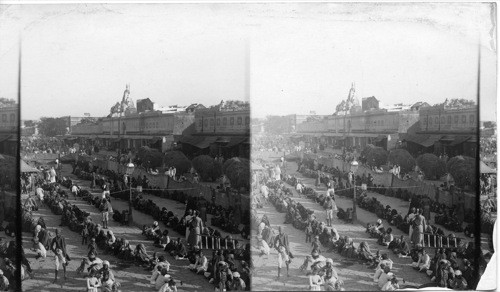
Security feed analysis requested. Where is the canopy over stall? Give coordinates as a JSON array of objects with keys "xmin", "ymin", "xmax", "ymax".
[
  {"xmin": 20, "ymin": 160, "xmax": 40, "ymax": 173},
  {"xmin": 480, "ymin": 160, "xmax": 496, "ymax": 174}
]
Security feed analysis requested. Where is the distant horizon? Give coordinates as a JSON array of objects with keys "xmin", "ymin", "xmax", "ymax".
[{"xmin": 0, "ymin": 4, "xmax": 495, "ymax": 121}]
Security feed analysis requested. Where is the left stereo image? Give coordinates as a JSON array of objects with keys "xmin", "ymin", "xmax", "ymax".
[
  {"xmin": 0, "ymin": 28, "xmax": 21, "ymax": 290},
  {"xmin": 0, "ymin": 103, "xmax": 19, "ymax": 291},
  {"xmin": 8, "ymin": 5, "xmax": 252, "ymax": 292}
]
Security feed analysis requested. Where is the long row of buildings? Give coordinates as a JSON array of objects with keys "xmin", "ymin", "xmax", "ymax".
[
  {"xmin": 259, "ymin": 85, "xmax": 478, "ymax": 158},
  {"xmin": 55, "ymin": 86, "xmax": 250, "ymax": 157},
  {"xmin": 0, "ymin": 105, "xmax": 18, "ymax": 156}
]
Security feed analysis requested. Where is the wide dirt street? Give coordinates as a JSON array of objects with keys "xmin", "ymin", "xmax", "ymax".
[
  {"xmin": 22, "ymin": 164, "xmax": 217, "ymax": 292},
  {"xmin": 251, "ymin": 150, "xmax": 431, "ymax": 291}
]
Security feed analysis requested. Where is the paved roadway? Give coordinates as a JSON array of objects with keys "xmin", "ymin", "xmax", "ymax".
[
  {"xmin": 21, "ymin": 164, "xmax": 223, "ymax": 292},
  {"xmin": 251, "ymin": 151, "xmax": 431, "ymax": 291}
]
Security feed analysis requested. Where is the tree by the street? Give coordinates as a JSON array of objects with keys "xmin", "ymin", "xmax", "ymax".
[
  {"xmin": 78, "ymin": 117, "xmax": 98, "ymax": 124},
  {"xmin": 446, "ymin": 155, "xmax": 476, "ymax": 189},
  {"xmin": 23, "ymin": 120, "xmax": 36, "ymax": 127},
  {"xmin": 37, "ymin": 117, "xmax": 68, "ymax": 137},
  {"xmin": 0, "ymin": 97, "xmax": 16, "ymax": 107},
  {"xmin": 362, "ymin": 144, "xmax": 388, "ymax": 167},
  {"xmin": 434, "ymin": 98, "xmax": 476, "ymax": 109},
  {"xmin": 137, "ymin": 146, "xmax": 163, "ymax": 169},
  {"xmin": 163, "ymin": 150, "xmax": 191, "ymax": 174},
  {"xmin": 192, "ymin": 155, "xmax": 216, "ymax": 181},
  {"xmin": 223, "ymin": 157, "xmax": 250, "ymax": 190},
  {"xmin": 483, "ymin": 121, "xmax": 496, "ymax": 128},
  {"xmin": 387, "ymin": 149, "xmax": 416, "ymax": 174},
  {"xmin": 416, "ymin": 153, "xmax": 446, "ymax": 180}
]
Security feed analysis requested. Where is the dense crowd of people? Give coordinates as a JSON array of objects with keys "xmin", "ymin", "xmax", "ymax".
[
  {"xmin": 22, "ymin": 170, "xmax": 253, "ymax": 291},
  {"xmin": 258, "ymin": 166, "xmax": 490, "ymax": 290},
  {"xmin": 252, "ymin": 134, "xmax": 494, "ymax": 290},
  {"xmin": 20, "ymin": 135, "xmax": 252, "ymax": 292},
  {"xmin": 296, "ymin": 156, "xmax": 477, "ymax": 235},
  {"xmin": 254, "ymin": 176, "xmax": 405, "ymax": 290},
  {"xmin": 21, "ymin": 137, "xmax": 69, "ymax": 155},
  {"xmin": 480, "ymin": 136, "xmax": 496, "ymax": 158},
  {"xmin": 0, "ymin": 238, "xmax": 23, "ymax": 291}
]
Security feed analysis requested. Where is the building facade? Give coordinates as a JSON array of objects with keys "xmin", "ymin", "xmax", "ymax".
[
  {"xmin": 71, "ymin": 111, "xmax": 194, "ymax": 152},
  {"xmin": 137, "ymin": 98, "xmax": 155, "ymax": 113},
  {"xmin": 402, "ymin": 105, "xmax": 478, "ymax": 157},
  {"xmin": 60, "ymin": 116, "xmax": 102, "ymax": 135},
  {"xmin": 178, "ymin": 107, "xmax": 250, "ymax": 158},
  {"xmin": 362, "ymin": 96, "xmax": 379, "ymax": 111},
  {"xmin": 419, "ymin": 106, "xmax": 477, "ymax": 133},
  {"xmin": 0, "ymin": 105, "xmax": 18, "ymax": 156},
  {"xmin": 296, "ymin": 109, "xmax": 419, "ymax": 150},
  {"xmin": 195, "ymin": 108, "xmax": 250, "ymax": 135}
]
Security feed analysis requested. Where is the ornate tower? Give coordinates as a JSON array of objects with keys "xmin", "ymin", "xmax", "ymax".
[{"xmin": 120, "ymin": 83, "xmax": 137, "ymax": 116}]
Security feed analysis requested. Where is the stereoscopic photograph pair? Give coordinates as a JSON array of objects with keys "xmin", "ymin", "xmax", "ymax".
[{"xmin": 0, "ymin": 2, "xmax": 497, "ymax": 291}]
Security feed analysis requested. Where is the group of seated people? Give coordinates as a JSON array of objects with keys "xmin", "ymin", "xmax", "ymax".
[
  {"xmin": 373, "ymin": 187, "xmax": 473, "ymax": 232},
  {"xmin": 262, "ymin": 177, "xmax": 475, "ymax": 290},
  {"xmin": 23, "ymin": 185, "xmax": 122, "ymax": 291},
  {"xmin": 138, "ymin": 211, "xmax": 251, "ymax": 292},
  {"xmin": 358, "ymin": 193, "xmax": 467, "ymax": 246},
  {"xmin": 35, "ymin": 182, "xmax": 188, "ymax": 291},
  {"xmin": 410, "ymin": 246, "xmax": 478, "ymax": 290},
  {"xmin": 210, "ymin": 208, "xmax": 244, "ymax": 235},
  {"xmin": 126, "ymin": 188, "xmax": 248, "ymax": 238},
  {"xmin": 263, "ymin": 153, "xmax": 488, "ymax": 290},
  {"xmin": 70, "ymin": 160, "xmax": 252, "ymax": 291},
  {"xmin": 73, "ymin": 162, "xmax": 250, "ymax": 239},
  {"xmin": 159, "ymin": 234, "xmax": 251, "ymax": 290},
  {"xmin": 0, "ymin": 240, "xmax": 25, "ymax": 291},
  {"xmin": 259, "ymin": 179, "xmax": 399, "ymax": 288},
  {"xmin": 434, "ymin": 207, "xmax": 467, "ymax": 232},
  {"xmin": 271, "ymin": 178, "xmax": 477, "ymax": 291},
  {"xmin": 305, "ymin": 255, "xmax": 345, "ymax": 291},
  {"xmin": 366, "ymin": 213, "xmax": 484, "ymax": 290},
  {"xmin": 296, "ymin": 161, "xmax": 473, "ymax": 237}
]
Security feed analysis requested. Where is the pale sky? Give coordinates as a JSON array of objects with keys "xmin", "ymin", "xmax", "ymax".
[
  {"xmin": 1, "ymin": 5, "xmax": 249, "ymax": 120},
  {"xmin": 0, "ymin": 3, "xmax": 497, "ymax": 121},
  {"xmin": 250, "ymin": 3, "xmax": 497, "ymax": 121}
]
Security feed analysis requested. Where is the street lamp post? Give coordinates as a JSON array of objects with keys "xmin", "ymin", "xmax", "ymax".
[
  {"xmin": 351, "ymin": 160, "xmax": 359, "ymax": 222},
  {"xmin": 126, "ymin": 161, "xmax": 135, "ymax": 225}
]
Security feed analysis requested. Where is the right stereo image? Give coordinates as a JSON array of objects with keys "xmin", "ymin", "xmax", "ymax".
[{"xmin": 250, "ymin": 3, "xmax": 496, "ymax": 291}]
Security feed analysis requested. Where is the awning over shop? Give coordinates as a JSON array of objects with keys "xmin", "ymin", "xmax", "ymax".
[
  {"xmin": 450, "ymin": 136, "xmax": 471, "ymax": 146},
  {"xmin": 401, "ymin": 134, "xmax": 441, "ymax": 148},
  {"xmin": 373, "ymin": 135, "xmax": 386, "ymax": 143},
  {"xmin": 20, "ymin": 160, "xmax": 40, "ymax": 173},
  {"xmin": 150, "ymin": 137, "xmax": 162, "ymax": 143},
  {"xmin": 480, "ymin": 160, "xmax": 496, "ymax": 174},
  {"xmin": 225, "ymin": 136, "xmax": 248, "ymax": 148},
  {"xmin": 111, "ymin": 138, "xmax": 122, "ymax": 143},
  {"xmin": 420, "ymin": 135, "xmax": 442, "ymax": 147},
  {"xmin": 401, "ymin": 133, "xmax": 429, "ymax": 145},
  {"xmin": 178, "ymin": 136, "xmax": 218, "ymax": 149},
  {"xmin": 467, "ymin": 136, "xmax": 478, "ymax": 143},
  {"xmin": 0, "ymin": 135, "xmax": 13, "ymax": 143},
  {"xmin": 251, "ymin": 162, "xmax": 265, "ymax": 171},
  {"xmin": 440, "ymin": 135, "xmax": 455, "ymax": 142}
]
